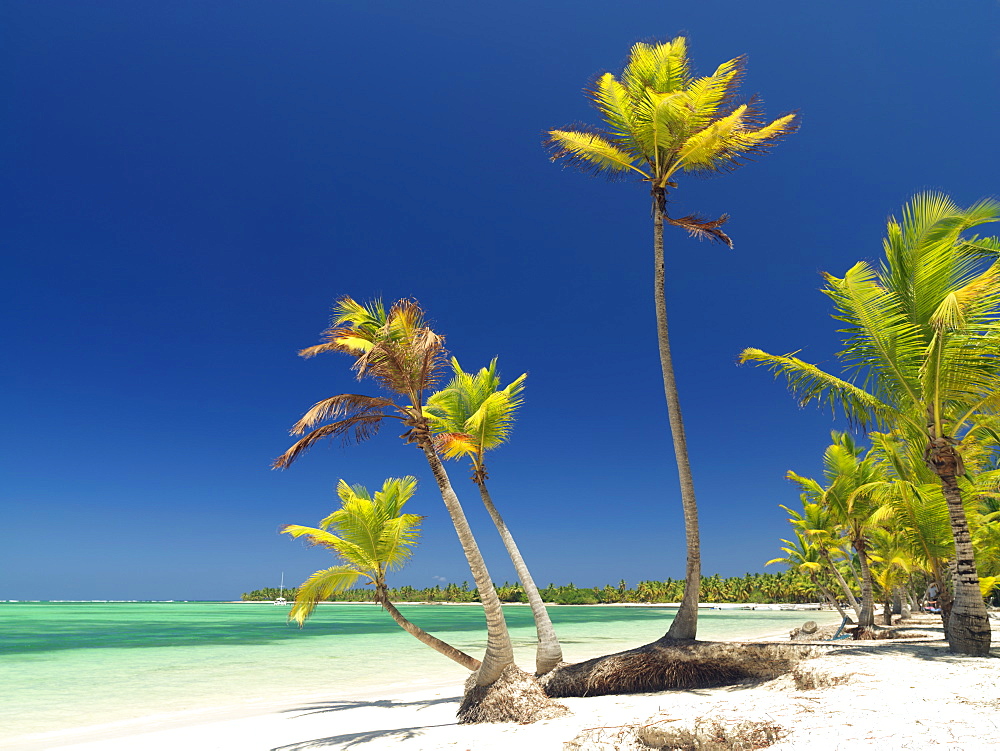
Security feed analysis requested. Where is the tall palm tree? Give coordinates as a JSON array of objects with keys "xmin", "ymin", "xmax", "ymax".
[
  {"xmin": 741, "ymin": 193, "xmax": 1000, "ymax": 654},
  {"xmin": 282, "ymin": 476, "xmax": 481, "ymax": 671},
  {"xmin": 425, "ymin": 358, "xmax": 563, "ymax": 674},
  {"xmin": 273, "ymin": 298, "xmax": 516, "ymax": 686},
  {"xmin": 547, "ymin": 37, "xmax": 797, "ymax": 639}
]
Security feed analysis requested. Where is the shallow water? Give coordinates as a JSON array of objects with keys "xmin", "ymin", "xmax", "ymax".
[{"xmin": 0, "ymin": 602, "xmax": 838, "ymax": 741}]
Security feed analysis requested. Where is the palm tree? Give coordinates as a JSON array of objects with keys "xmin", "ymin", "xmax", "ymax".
[
  {"xmin": 741, "ymin": 193, "xmax": 1000, "ymax": 654},
  {"xmin": 282, "ymin": 476, "xmax": 480, "ymax": 671},
  {"xmin": 547, "ymin": 37, "xmax": 797, "ymax": 640},
  {"xmin": 274, "ymin": 297, "xmax": 517, "ymax": 685},
  {"xmin": 274, "ymin": 298, "xmax": 567, "ymax": 722},
  {"xmin": 767, "ymin": 530, "xmax": 849, "ymax": 619},
  {"xmin": 425, "ymin": 358, "xmax": 563, "ymax": 674},
  {"xmin": 784, "ymin": 436, "xmax": 882, "ymax": 634}
]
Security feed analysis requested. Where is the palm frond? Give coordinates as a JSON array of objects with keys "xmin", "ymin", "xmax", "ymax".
[
  {"xmin": 621, "ymin": 38, "xmax": 690, "ymax": 97},
  {"xmin": 546, "ymin": 129, "xmax": 648, "ymax": 179},
  {"xmin": 378, "ymin": 514, "xmax": 422, "ymax": 570},
  {"xmin": 681, "ymin": 55, "xmax": 746, "ymax": 130},
  {"xmin": 434, "ymin": 432, "xmax": 479, "ymax": 459},
  {"xmin": 291, "ymin": 394, "xmax": 397, "ymax": 435},
  {"xmin": 665, "ymin": 213, "xmax": 732, "ymax": 246},
  {"xmin": 273, "ymin": 414, "xmax": 389, "ymax": 469},
  {"xmin": 738, "ymin": 348, "xmax": 906, "ymax": 430},
  {"xmin": 288, "ymin": 566, "xmax": 365, "ymax": 625}
]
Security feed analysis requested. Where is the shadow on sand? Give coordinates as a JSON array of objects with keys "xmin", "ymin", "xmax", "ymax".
[
  {"xmin": 270, "ymin": 722, "xmax": 457, "ymax": 750},
  {"xmin": 271, "ymin": 696, "xmax": 461, "ymax": 750},
  {"xmin": 280, "ymin": 695, "xmax": 459, "ymax": 717}
]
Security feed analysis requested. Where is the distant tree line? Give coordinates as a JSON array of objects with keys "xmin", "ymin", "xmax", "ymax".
[{"xmin": 242, "ymin": 570, "xmax": 842, "ymax": 605}]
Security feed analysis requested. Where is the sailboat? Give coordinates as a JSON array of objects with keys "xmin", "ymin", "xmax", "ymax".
[{"xmin": 273, "ymin": 572, "xmax": 287, "ymax": 605}]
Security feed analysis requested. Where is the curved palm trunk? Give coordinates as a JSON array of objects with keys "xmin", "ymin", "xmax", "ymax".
[
  {"xmin": 476, "ymin": 479, "xmax": 563, "ymax": 674},
  {"xmin": 821, "ymin": 550, "xmax": 861, "ymax": 621},
  {"xmin": 654, "ymin": 205, "xmax": 701, "ymax": 641},
  {"xmin": 419, "ymin": 444, "xmax": 515, "ymax": 684},
  {"xmin": 377, "ymin": 588, "xmax": 482, "ymax": 671},
  {"xmin": 938, "ymin": 474, "xmax": 991, "ymax": 655}
]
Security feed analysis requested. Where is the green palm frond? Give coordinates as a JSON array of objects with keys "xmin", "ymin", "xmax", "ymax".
[
  {"xmin": 426, "ymin": 359, "xmax": 526, "ymax": 463},
  {"xmin": 745, "ymin": 193, "xmax": 1000, "ymax": 458},
  {"xmin": 546, "ymin": 129, "xmax": 647, "ymax": 178},
  {"xmin": 620, "ymin": 38, "xmax": 690, "ymax": 97},
  {"xmin": 283, "ymin": 476, "xmax": 422, "ymax": 625},
  {"xmin": 739, "ymin": 348, "xmax": 908, "ymax": 431},
  {"xmin": 681, "ymin": 56, "xmax": 745, "ymax": 132},
  {"xmin": 288, "ymin": 566, "xmax": 365, "ymax": 625},
  {"xmin": 378, "ymin": 514, "xmax": 422, "ymax": 570}
]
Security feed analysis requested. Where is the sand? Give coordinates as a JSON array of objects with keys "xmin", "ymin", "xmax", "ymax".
[{"xmin": 12, "ymin": 617, "xmax": 999, "ymax": 751}]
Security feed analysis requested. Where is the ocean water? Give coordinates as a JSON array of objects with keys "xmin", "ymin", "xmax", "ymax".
[{"xmin": 0, "ymin": 602, "xmax": 838, "ymax": 743}]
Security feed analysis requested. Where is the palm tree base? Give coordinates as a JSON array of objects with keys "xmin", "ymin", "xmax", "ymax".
[
  {"xmin": 457, "ymin": 664, "xmax": 570, "ymax": 724},
  {"xmin": 946, "ymin": 612, "xmax": 992, "ymax": 656},
  {"xmin": 537, "ymin": 640, "xmax": 813, "ymax": 698}
]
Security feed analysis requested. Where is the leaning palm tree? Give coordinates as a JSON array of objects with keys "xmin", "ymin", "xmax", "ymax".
[
  {"xmin": 274, "ymin": 297, "xmax": 566, "ymax": 723},
  {"xmin": 787, "ymin": 433, "xmax": 884, "ymax": 634},
  {"xmin": 779, "ymin": 499, "xmax": 862, "ymax": 620},
  {"xmin": 741, "ymin": 193, "xmax": 1000, "ymax": 655},
  {"xmin": 282, "ymin": 476, "xmax": 480, "ymax": 671},
  {"xmin": 766, "ymin": 530, "xmax": 849, "ymax": 619},
  {"xmin": 425, "ymin": 358, "xmax": 563, "ymax": 674},
  {"xmin": 547, "ymin": 37, "xmax": 797, "ymax": 640}
]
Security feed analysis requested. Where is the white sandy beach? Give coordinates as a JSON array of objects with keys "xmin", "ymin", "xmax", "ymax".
[{"xmin": 12, "ymin": 617, "xmax": 998, "ymax": 751}]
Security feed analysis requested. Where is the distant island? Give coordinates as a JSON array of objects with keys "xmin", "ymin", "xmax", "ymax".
[{"xmin": 242, "ymin": 572, "xmax": 825, "ymax": 605}]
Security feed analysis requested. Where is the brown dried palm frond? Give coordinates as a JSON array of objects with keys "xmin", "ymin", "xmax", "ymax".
[
  {"xmin": 666, "ymin": 212, "xmax": 733, "ymax": 247},
  {"xmin": 273, "ymin": 414, "xmax": 393, "ymax": 469},
  {"xmin": 354, "ymin": 326, "xmax": 448, "ymax": 397},
  {"xmin": 291, "ymin": 394, "xmax": 398, "ymax": 435}
]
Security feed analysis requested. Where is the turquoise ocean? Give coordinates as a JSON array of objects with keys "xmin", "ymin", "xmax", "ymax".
[{"xmin": 0, "ymin": 602, "xmax": 838, "ymax": 744}]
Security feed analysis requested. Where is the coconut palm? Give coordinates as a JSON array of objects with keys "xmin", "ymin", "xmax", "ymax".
[
  {"xmin": 780, "ymin": 497, "xmax": 863, "ymax": 621},
  {"xmin": 741, "ymin": 193, "xmax": 1000, "ymax": 654},
  {"xmin": 274, "ymin": 297, "xmax": 566, "ymax": 722},
  {"xmin": 767, "ymin": 530, "xmax": 849, "ymax": 619},
  {"xmin": 274, "ymin": 298, "xmax": 515, "ymax": 681},
  {"xmin": 425, "ymin": 359, "xmax": 563, "ymax": 674},
  {"xmin": 282, "ymin": 476, "xmax": 480, "ymax": 671},
  {"xmin": 785, "ymin": 434, "xmax": 883, "ymax": 633},
  {"xmin": 547, "ymin": 37, "xmax": 797, "ymax": 640}
]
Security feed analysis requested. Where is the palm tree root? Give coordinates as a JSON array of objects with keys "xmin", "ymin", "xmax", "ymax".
[
  {"xmin": 457, "ymin": 664, "xmax": 570, "ymax": 724},
  {"xmin": 537, "ymin": 639, "xmax": 814, "ymax": 698}
]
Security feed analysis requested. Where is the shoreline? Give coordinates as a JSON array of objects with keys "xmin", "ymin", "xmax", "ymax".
[
  {"xmin": 11, "ymin": 611, "xmax": 961, "ymax": 751},
  {"xmin": 15, "ymin": 620, "xmax": 998, "ymax": 751}
]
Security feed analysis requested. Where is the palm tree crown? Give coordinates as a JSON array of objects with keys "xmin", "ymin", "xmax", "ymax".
[
  {"xmin": 425, "ymin": 358, "xmax": 526, "ymax": 481},
  {"xmin": 547, "ymin": 36, "xmax": 797, "ymax": 235},
  {"xmin": 282, "ymin": 476, "xmax": 422, "ymax": 625}
]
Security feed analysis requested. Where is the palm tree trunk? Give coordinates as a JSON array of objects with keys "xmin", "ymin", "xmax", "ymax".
[
  {"xmin": 938, "ymin": 474, "xmax": 992, "ymax": 655},
  {"xmin": 377, "ymin": 588, "xmax": 482, "ymax": 671},
  {"xmin": 822, "ymin": 550, "xmax": 861, "ymax": 621},
  {"xmin": 853, "ymin": 536, "xmax": 876, "ymax": 630},
  {"xmin": 654, "ymin": 204, "xmax": 701, "ymax": 641},
  {"xmin": 476, "ymin": 479, "xmax": 563, "ymax": 674},
  {"xmin": 419, "ymin": 444, "xmax": 515, "ymax": 684}
]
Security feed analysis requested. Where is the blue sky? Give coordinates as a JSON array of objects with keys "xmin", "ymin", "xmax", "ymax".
[{"xmin": 4, "ymin": 1, "xmax": 999, "ymax": 600}]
